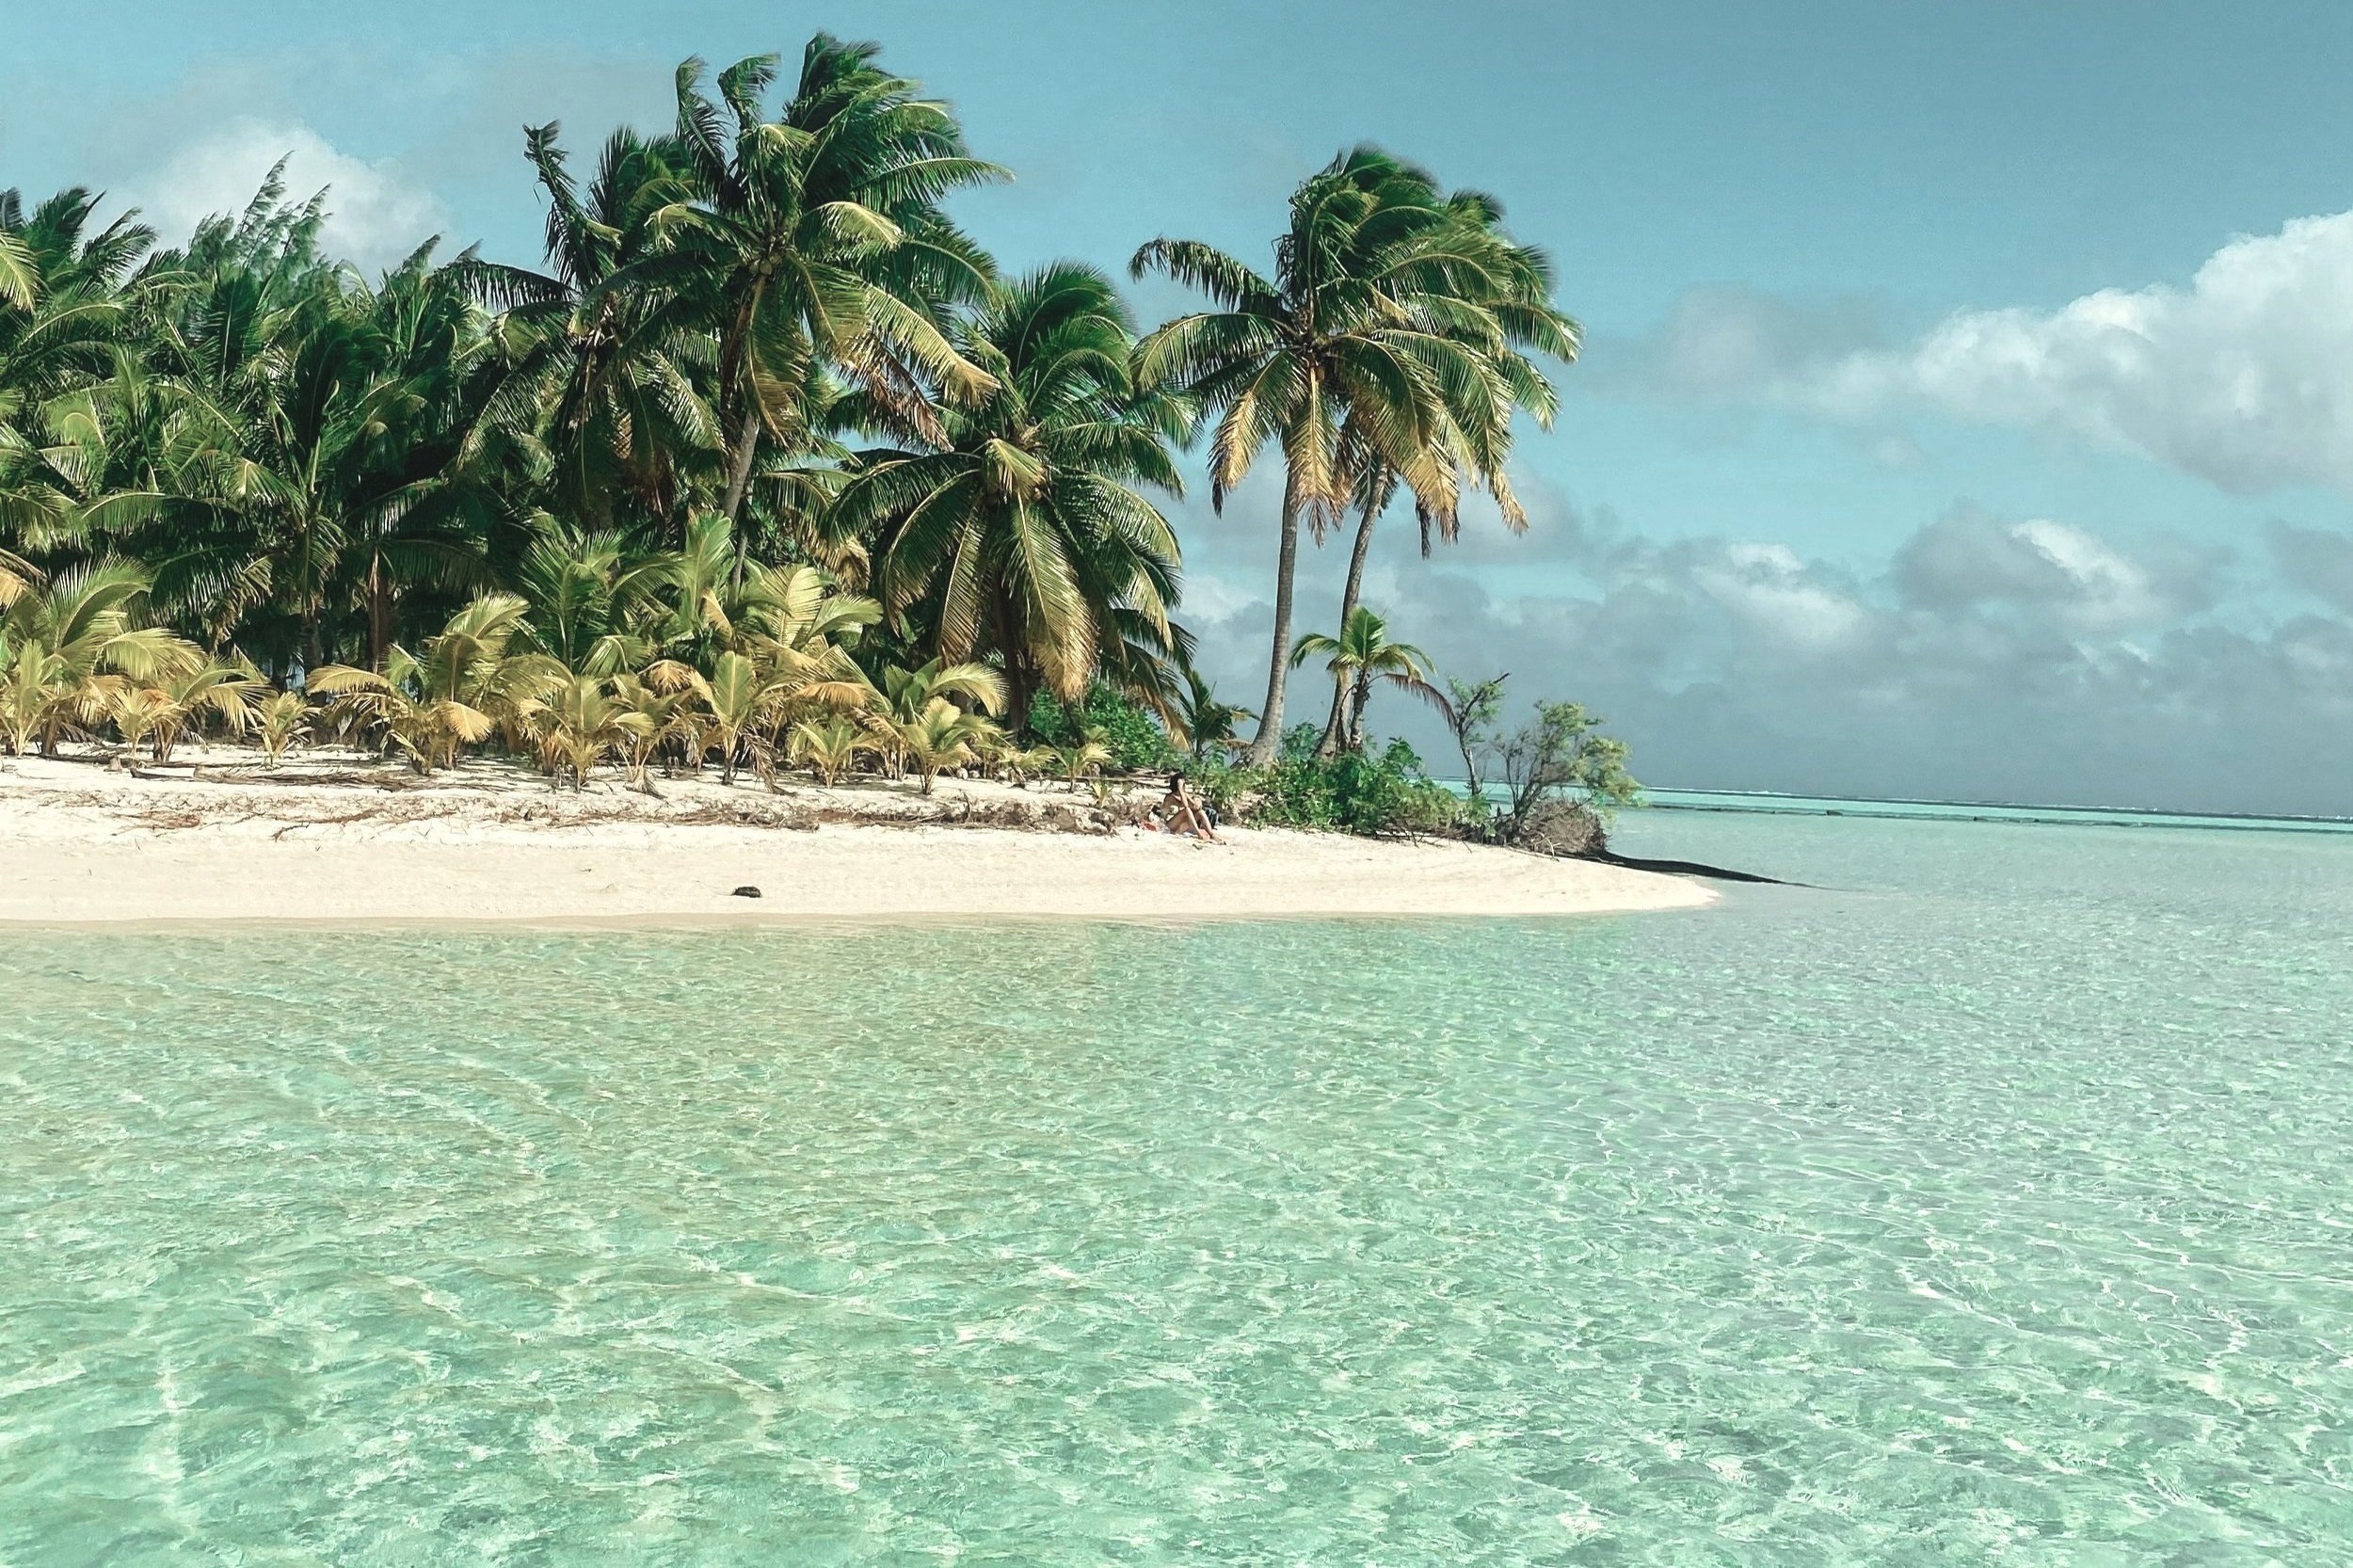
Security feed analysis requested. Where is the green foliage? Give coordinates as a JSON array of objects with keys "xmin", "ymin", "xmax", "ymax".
[
  {"xmin": 1493, "ymin": 700, "xmax": 1642, "ymax": 837},
  {"xmin": 1242, "ymin": 727, "xmax": 1462, "ymax": 837},
  {"xmin": 1026, "ymin": 681, "xmax": 1180, "ymax": 773},
  {"xmin": 0, "ymin": 39, "xmax": 1585, "ymax": 792}
]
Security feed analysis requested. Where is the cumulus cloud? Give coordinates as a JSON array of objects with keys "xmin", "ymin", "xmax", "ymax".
[
  {"xmin": 1616, "ymin": 211, "xmax": 2353, "ymax": 495},
  {"xmin": 1892, "ymin": 508, "xmax": 2218, "ymax": 633},
  {"xmin": 1174, "ymin": 488, "xmax": 2352, "ymax": 815},
  {"xmin": 124, "ymin": 120, "xmax": 450, "ymax": 273}
]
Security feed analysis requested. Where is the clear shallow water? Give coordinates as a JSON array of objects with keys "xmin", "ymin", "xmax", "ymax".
[{"xmin": 4, "ymin": 814, "xmax": 2351, "ymax": 1564}]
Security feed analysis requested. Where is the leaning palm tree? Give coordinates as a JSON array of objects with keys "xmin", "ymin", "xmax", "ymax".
[
  {"xmin": 1174, "ymin": 664, "xmax": 1252, "ymax": 763},
  {"xmin": 1289, "ymin": 606, "xmax": 1443, "ymax": 751},
  {"xmin": 1315, "ymin": 190, "xmax": 1580, "ymax": 754},
  {"xmin": 1132, "ymin": 148, "xmax": 1506, "ymax": 761},
  {"xmin": 832, "ymin": 264, "xmax": 1184, "ymax": 728}
]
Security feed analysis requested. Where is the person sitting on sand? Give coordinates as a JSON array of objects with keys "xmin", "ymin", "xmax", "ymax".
[{"xmin": 1157, "ymin": 773, "xmax": 1223, "ymax": 842}]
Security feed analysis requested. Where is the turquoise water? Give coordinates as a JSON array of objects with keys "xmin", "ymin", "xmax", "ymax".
[
  {"xmin": 5, "ymin": 812, "xmax": 2351, "ymax": 1564},
  {"xmin": 1643, "ymin": 789, "xmax": 2353, "ymax": 835}
]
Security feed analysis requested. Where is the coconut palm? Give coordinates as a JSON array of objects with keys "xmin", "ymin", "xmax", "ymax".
[
  {"xmin": 789, "ymin": 713, "xmax": 868, "ymax": 784},
  {"xmin": 1315, "ymin": 192, "xmax": 1579, "ymax": 753},
  {"xmin": 1132, "ymin": 148, "xmax": 1511, "ymax": 761},
  {"xmin": 660, "ymin": 37, "xmax": 1002, "ymax": 525},
  {"xmin": 832, "ymin": 264, "xmax": 1184, "ymax": 726},
  {"xmin": 1289, "ymin": 605, "xmax": 1442, "ymax": 751},
  {"xmin": 680, "ymin": 649, "xmax": 791, "ymax": 784},
  {"xmin": 1051, "ymin": 729, "xmax": 1112, "ymax": 788},
  {"xmin": 97, "ymin": 182, "xmax": 497, "ymax": 667},
  {"xmin": 895, "ymin": 696, "xmax": 996, "ymax": 794},
  {"xmin": 0, "ymin": 561, "xmax": 197, "ymax": 755},
  {"xmin": 1174, "ymin": 664, "xmax": 1252, "ymax": 762},
  {"xmin": 663, "ymin": 511, "xmax": 880, "ymax": 681},
  {"xmin": 311, "ymin": 593, "xmax": 560, "ymax": 773},
  {"xmin": 530, "ymin": 672, "xmax": 644, "ymax": 788},
  {"xmin": 609, "ymin": 671, "xmax": 697, "ymax": 790},
  {"xmin": 111, "ymin": 659, "xmax": 266, "ymax": 762},
  {"xmin": 876, "ymin": 656, "xmax": 1005, "ymax": 722},
  {"xmin": 464, "ymin": 125, "xmax": 715, "ymax": 532},
  {"xmin": 254, "ymin": 688, "xmax": 311, "ymax": 768},
  {"xmin": 513, "ymin": 520, "xmax": 677, "ymax": 675}
]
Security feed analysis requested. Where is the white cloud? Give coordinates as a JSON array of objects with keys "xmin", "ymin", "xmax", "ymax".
[
  {"xmin": 125, "ymin": 120, "xmax": 450, "ymax": 273},
  {"xmin": 1692, "ymin": 542, "xmax": 1872, "ymax": 651},
  {"xmin": 1167, "ymin": 482, "xmax": 2353, "ymax": 813},
  {"xmin": 1809, "ymin": 211, "xmax": 2353, "ymax": 493},
  {"xmin": 1612, "ymin": 213, "xmax": 2353, "ymax": 496},
  {"xmin": 1891, "ymin": 508, "xmax": 2213, "ymax": 633}
]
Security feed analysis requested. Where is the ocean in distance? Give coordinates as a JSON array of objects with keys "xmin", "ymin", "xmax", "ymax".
[{"xmin": 4, "ymin": 804, "xmax": 2347, "ymax": 1564}]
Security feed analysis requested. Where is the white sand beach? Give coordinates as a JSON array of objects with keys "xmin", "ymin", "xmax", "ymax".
[{"xmin": 0, "ymin": 749, "xmax": 1711, "ymax": 927}]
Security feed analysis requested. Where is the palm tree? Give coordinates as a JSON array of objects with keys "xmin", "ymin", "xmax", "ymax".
[
  {"xmin": 895, "ymin": 696, "xmax": 997, "ymax": 794},
  {"xmin": 97, "ymin": 181, "xmax": 501, "ymax": 670},
  {"xmin": 1289, "ymin": 606, "xmax": 1442, "ymax": 751},
  {"xmin": 1315, "ymin": 191, "xmax": 1579, "ymax": 753},
  {"xmin": 112, "ymin": 659, "xmax": 265, "ymax": 762},
  {"xmin": 0, "ymin": 561, "xmax": 196, "ymax": 755},
  {"xmin": 1131, "ymin": 148, "xmax": 1507, "ymax": 762},
  {"xmin": 662, "ymin": 511, "xmax": 879, "ymax": 680},
  {"xmin": 530, "ymin": 671, "xmax": 641, "ymax": 788},
  {"xmin": 789, "ymin": 713, "xmax": 867, "ymax": 784},
  {"xmin": 833, "ymin": 264, "xmax": 1184, "ymax": 728},
  {"xmin": 311, "ymin": 593, "xmax": 559, "ymax": 772},
  {"xmin": 661, "ymin": 38, "xmax": 1003, "ymax": 525},
  {"xmin": 1175, "ymin": 664, "xmax": 1252, "ymax": 763},
  {"xmin": 876, "ymin": 656, "xmax": 1005, "ymax": 723},
  {"xmin": 0, "ymin": 187, "xmax": 154, "ymax": 562},
  {"xmin": 1052, "ymin": 730, "xmax": 1112, "ymax": 788},
  {"xmin": 681, "ymin": 649, "xmax": 792, "ymax": 784},
  {"xmin": 608, "ymin": 671, "xmax": 696, "ymax": 790},
  {"xmin": 513, "ymin": 520, "xmax": 677, "ymax": 675},
  {"xmin": 254, "ymin": 688, "xmax": 311, "ymax": 767},
  {"xmin": 465, "ymin": 125, "xmax": 715, "ymax": 532}
]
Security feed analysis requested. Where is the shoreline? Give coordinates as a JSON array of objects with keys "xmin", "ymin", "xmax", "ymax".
[{"xmin": 0, "ymin": 750, "xmax": 1714, "ymax": 929}]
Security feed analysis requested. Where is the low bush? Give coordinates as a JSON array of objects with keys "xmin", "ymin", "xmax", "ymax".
[
  {"xmin": 1221, "ymin": 725, "xmax": 1464, "ymax": 838},
  {"xmin": 1026, "ymin": 682, "xmax": 1182, "ymax": 774}
]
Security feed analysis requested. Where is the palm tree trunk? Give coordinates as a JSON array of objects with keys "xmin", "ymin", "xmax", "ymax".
[
  {"xmin": 721, "ymin": 403, "xmax": 762, "ymax": 524},
  {"xmin": 367, "ymin": 556, "xmax": 392, "ymax": 672},
  {"xmin": 1319, "ymin": 504, "xmax": 1378, "ymax": 756},
  {"xmin": 1244, "ymin": 473, "xmax": 1303, "ymax": 766}
]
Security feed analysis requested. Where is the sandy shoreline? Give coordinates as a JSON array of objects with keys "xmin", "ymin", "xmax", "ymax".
[{"xmin": 0, "ymin": 750, "xmax": 1713, "ymax": 928}]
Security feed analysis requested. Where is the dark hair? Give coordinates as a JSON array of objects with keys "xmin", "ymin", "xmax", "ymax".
[{"xmin": 1168, "ymin": 772, "xmax": 1184, "ymax": 791}]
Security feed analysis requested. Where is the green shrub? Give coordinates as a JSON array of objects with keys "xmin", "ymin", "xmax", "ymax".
[
  {"xmin": 1026, "ymin": 682, "xmax": 1181, "ymax": 773},
  {"xmin": 1238, "ymin": 728, "xmax": 1463, "ymax": 837}
]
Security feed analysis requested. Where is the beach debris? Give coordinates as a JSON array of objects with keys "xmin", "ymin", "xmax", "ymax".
[{"xmin": 731, "ymin": 886, "xmax": 762, "ymax": 898}]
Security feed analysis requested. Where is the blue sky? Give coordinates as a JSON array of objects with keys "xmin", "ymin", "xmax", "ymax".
[{"xmin": 6, "ymin": 1, "xmax": 2351, "ymax": 810}]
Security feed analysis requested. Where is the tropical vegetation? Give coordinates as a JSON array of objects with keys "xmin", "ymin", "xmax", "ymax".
[{"xmin": 0, "ymin": 31, "xmax": 1634, "ymax": 847}]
